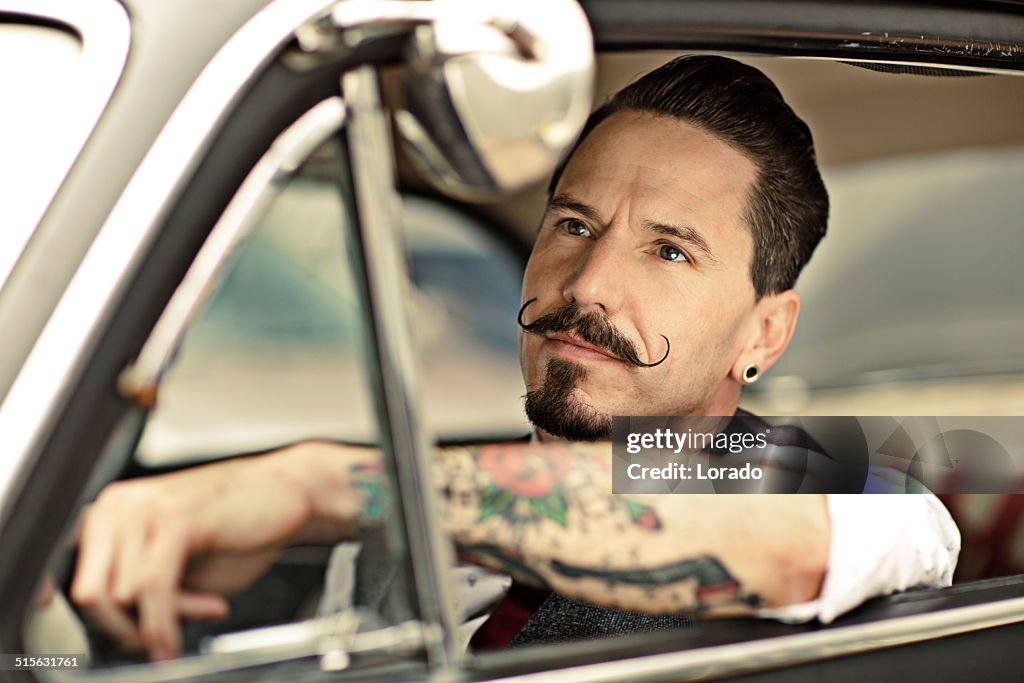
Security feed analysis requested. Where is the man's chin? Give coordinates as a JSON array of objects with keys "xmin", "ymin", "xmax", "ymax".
[
  {"xmin": 524, "ymin": 359, "xmax": 612, "ymax": 441},
  {"xmin": 530, "ymin": 407, "xmax": 612, "ymax": 442}
]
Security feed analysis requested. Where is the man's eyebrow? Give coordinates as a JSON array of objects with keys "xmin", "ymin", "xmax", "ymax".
[
  {"xmin": 644, "ymin": 221, "xmax": 719, "ymax": 264},
  {"xmin": 547, "ymin": 194, "xmax": 603, "ymax": 224},
  {"xmin": 547, "ymin": 194, "xmax": 718, "ymax": 264}
]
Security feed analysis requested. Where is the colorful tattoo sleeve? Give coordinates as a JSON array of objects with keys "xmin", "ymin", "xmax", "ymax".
[{"xmin": 431, "ymin": 442, "xmax": 761, "ymax": 614}]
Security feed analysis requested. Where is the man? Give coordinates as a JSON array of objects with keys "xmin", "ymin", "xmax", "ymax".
[{"xmin": 71, "ymin": 56, "xmax": 959, "ymax": 661}]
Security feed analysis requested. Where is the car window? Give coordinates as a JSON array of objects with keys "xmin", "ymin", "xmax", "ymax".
[
  {"xmin": 136, "ymin": 174, "xmax": 527, "ymax": 467},
  {"xmin": 135, "ymin": 168, "xmax": 379, "ymax": 465},
  {"xmin": 743, "ymin": 147, "xmax": 1024, "ymax": 415},
  {"xmin": 708, "ymin": 60, "xmax": 1024, "ymax": 417},
  {"xmin": 402, "ymin": 196, "xmax": 529, "ymax": 440},
  {"xmin": 771, "ymin": 147, "xmax": 1024, "ymax": 389}
]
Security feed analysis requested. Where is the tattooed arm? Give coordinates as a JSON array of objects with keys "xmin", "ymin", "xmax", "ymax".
[
  {"xmin": 303, "ymin": 441, "xmax": 829, "ymax": 616},
  {"xmin": 72, "ymin": 440, "xmax": 826, "ymax": 659},
  {"xmin": 438, "ymin": 443, "xmax": 827, "ymax": 615}
]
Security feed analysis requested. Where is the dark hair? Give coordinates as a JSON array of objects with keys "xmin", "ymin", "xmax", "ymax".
[{"xmin": 549, "ymin": 56, "xmax": 829, "ymax": 298}]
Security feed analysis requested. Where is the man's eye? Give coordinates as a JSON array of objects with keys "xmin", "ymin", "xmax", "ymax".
[
  {"xmin": 656, "ymin": 244, "xmax": 688, "ymax": 263},
  {"xmin": 561, "ymin": 219, "xmax": 592, "ymax": 238}
]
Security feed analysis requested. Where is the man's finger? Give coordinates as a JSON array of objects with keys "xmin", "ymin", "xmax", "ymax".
[
  {"xmin": 71, "ymin": 499, "xmax": 151, "ymax": 653},
  {"xmin": 137, "ymin": 524, "xmax": 189, "ymax": 661},
  {"xmin": 71, "ymin": 505, "xmax": 119, "ymax": 611},
  {"xmin": 112, "ymin": 523, "xmax": 148, "ymax": 606}
]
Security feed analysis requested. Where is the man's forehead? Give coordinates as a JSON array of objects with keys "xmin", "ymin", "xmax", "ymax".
[
  {"xmin": 556, "ymin": 164, "xmax": 720, "ymax": 215},
  {"xmin": 550, "ymin": 111, "xmax": 758, "ymax": 236},
  {"xmin": 566, "ymin": 112, "xmax": 754, "ymax": 187}
]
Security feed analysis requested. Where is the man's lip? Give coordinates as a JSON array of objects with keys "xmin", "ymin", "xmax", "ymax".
[{"xmin": 545, "ymin": 333, "xmax": 620, "ymax": 361}]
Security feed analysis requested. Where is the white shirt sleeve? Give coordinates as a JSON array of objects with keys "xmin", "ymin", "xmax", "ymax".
[{"xmin": 755, "ymin": 492, "xmax": 961, "ymax": 624}]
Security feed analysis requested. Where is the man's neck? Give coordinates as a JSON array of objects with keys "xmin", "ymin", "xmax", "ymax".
[{"xmin": 533, "ymin": 429, "xmax": 556, "ymax": 443}]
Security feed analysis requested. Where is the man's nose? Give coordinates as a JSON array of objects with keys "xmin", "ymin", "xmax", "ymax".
[{"xmin": 561, "ymin": 234, "xmax": 626, "ymax": 314}]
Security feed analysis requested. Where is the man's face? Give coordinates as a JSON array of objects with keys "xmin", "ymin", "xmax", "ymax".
[{"xmin": 519, "ymin": 110, "xmax": 762, "ymax": 439}]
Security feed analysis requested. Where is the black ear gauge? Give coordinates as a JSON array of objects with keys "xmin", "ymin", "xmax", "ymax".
[{"xmin": 742, "ymin": 363, "xmax": 761, "ymax": 384}]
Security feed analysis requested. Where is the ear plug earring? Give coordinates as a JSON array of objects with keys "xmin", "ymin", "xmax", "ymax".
[{"xmin": 742, "ymin": 363, "xmax": 760, "ymax": 384}]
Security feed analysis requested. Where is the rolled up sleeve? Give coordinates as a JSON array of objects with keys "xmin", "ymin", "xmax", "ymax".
[{"xmin": 756, "ymin": 492, "xmax": 961, "ymax": 623}]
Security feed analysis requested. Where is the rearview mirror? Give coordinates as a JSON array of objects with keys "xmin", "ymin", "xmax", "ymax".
[{"xmin": 395, "ymin": 0, "xmax": 594, "ymax": 201}]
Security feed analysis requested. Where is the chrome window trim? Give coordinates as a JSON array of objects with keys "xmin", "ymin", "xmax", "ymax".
[
  {"xmin": 481, "ymin": 595, "xmax": 1024, "ymax": 683},
  {"xmin": 0, "ymin": 0, "xmax": 337, "ymax": 518},
  {"xmin": 117, "ymin": 96, "xmax": 347, "ymax": 406},
  {"xmin": 783, "ymin": 54, "xmax": 1024, "ymax": 77},
  {"xmin": 0, "ymin": 0, "xmax": 130, "ymax": 292},
  {"xmin": 342, "ymin": 65, "xmax": 461, "ymax": 669}
]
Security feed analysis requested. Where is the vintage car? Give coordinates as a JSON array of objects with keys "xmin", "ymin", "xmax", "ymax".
[{"xmin": 1, "ymin": 0, "xmax": 1023, "ymax": 681}]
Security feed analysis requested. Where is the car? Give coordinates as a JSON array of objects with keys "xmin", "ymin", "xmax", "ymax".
[{"xmin": 1, "ymin": 0, "xmax": 1023, "ymax": 681}]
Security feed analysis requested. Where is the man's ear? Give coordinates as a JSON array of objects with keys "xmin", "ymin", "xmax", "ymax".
[{"xmin": 731, "ymin": 289, "xmax": 800, "ymax": 383}]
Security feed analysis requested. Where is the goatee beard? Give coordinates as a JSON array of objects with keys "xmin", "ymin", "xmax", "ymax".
[{"xmin": 524, "ymin": 358, "xmax": 612, "ymax": 441}]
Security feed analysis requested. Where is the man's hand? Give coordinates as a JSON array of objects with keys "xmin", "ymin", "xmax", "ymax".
[{"xmin": 70, "ymin": 443, "xmax": 373, "ymax": 661}]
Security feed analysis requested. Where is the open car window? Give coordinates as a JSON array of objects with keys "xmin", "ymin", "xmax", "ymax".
[{"xmin": 136, "ymin": 187, "xmax": 526, "ymax": 467}]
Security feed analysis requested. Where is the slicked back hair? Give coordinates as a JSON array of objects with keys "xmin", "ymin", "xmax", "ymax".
[{"xmin": 549, "ymin": 56, "xmax": 829, "ymax": 298}]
